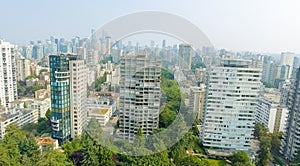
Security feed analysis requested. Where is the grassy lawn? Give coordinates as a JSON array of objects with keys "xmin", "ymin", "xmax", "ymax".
[{"xmin": 204, "ymin": 159, "xmax": 227, "ymax": 166}]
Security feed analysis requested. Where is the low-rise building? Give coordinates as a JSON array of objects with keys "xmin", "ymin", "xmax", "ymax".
[
  {"xmin": 35, "ymin": 137, "xmax": 59, "ymax": 151},
  {"xmin": 88, "ymin": 107, "xmax": 113, "ymax": 126},
  {"xmin": 256, "ymin": 88, "xmax": 289, "ymax": 133},
  {"xmin": 35, "ymin": 89, "xmax": 50, "ymax": 99},
  {"xmin": 87, "ymin": 97, "xmax": 116, "ymax": 126},
  {"xmin": 39, "ymin": 72, "xmax": 50, "ymax": 82},
  {"xmin": 9, "ymin": 98, "xmax": 50, "ymax": 118},
  {"xmin": 0, "ymin": 109, "xmax": 38, "ymax": 139}
]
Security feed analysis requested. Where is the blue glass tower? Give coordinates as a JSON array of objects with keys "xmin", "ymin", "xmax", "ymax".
[{"xmin": 49, "ymin": 54, "xmax": 77, "ymax": 144}]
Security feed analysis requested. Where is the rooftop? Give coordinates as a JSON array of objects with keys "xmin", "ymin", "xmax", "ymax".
[
  {"xmin": 35, "ymin": 137, "xmax": 56, "ymax": 146},
  {"xmin": 221, "ymin": 59, "xmax": 252, "ymax": 68},
  {"xmin": 91, "ymin": 107, "xmax": 110, "ymax": 115},
  {"xmin": 0, "ymin": 109, "xmax": 33, "ymax": 122},
  {"xmin": 10, "ymin": 98, "xmax": 35, "ymax": 104},
  {"xmin": 262, "ymin": 88, "xmax": 281, "ymax": 103}
]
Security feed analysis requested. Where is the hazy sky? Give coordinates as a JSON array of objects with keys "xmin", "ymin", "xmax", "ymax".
[{"xmin": 1, "ymin": 0, "xmax": 300, "ymax": 53}]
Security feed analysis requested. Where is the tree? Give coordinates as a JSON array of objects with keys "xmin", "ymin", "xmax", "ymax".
[
  {"xmin": 0, "ymin": 145, "xmax": 15, "ymax": 166},
  {"xmin": 1, "ymin": 123, "xmax": 27, "ymax": 165},
  {"xmin": 24, "ymin": 102, "xmax": 28, "ymax": 108},
  {"xmin": 159, "ymin": 106, "xmax": 177, "ymax": 128},
  {"xmin": 263, "ymin": 82, "xmax": 275, "ymax": 88},
  {"xmin": 62, "ymin": 137, "xmax": 82, "ymax": 165},
  {"xmin": 81, "ymin": 133, "xmax": 101, "ymax": 166},
  {"xmin": 253, "ymin": 123, "xmax": 279, "ymax": 166},
  {"xmin": 62, "ymin": 137, "xmax": 82, "ymax": 157},
  {"xmin": 97, "ymin": 145, "xmax": 114, "ymax": 166},
  {"xmin": 82, "ymin": 119, "xmax": 114, "ymax": 166},
  {"xmin": 19, "ymin": 136, "xmax": 40, "ymax": 164},
  {"xmin": 159, "ymin": 68, "xmax": 182, "ymax": 128},
  {"xmin": 191, "ymin": 58, "xmax": 205, "ymax": 72},
  {"xmin": 150, "ymin": 137, "xmax": 170, "ymax": 165},
  {"xmin": 170, "ymin": 138, "xmax": 188, "ymax": 163},
  {"xmin": 21, "ymin": 154, "xmax": 34, "ymax": 166},
  {"xmin": 161, "ymin": 68, "xmax": 174, "ymax": 80},
  {"xmin": 230, "ymin": 151, "xmax": 252, "ymax": 166},
  {"xmin": 256, "ymin": 135, "xmax": 272, "ymax": 166},
  {"xmin": 82, "ymin": 119, "xmax": 102, "ymax": 165},
  {"xmin": 37, "ymin": 118, "xmax": 51, "ymax": 136},
  {"xmin": 94, "ymin": 72, "xmax": 107, "ymax": 92},
  {"xmin": 26, "ymin": 75, "xmax": 39, "ymax": 80},
  {"xmin": 180, "ymin": 131, "xmax": 200, "ymax": 152},
  {"xmin": 36, "ymin": 150, "xmax": 73, "ymax": 166},
  {"xmin": 45, "ymin": 108, "xmax": 51, "ymax": 120},
  {"xmin": 2, "ymin": 123, "xmax": 44, "ymax": 165},
  {"xmin": 270, "ymin": 132, "xmax": 283, "ymax": 155},
  {"xmin": 32, "ymin": 82, "xmax": 44, "ymax": 94},
  {"xmin": 0, "ymin": 139, "xmax": 21, "ymax": 165},
  {"xmin": 22, "ymin": 123, "xmax": 38, "ymax": 136},
  {"xmin": 17, "ymin": 81, "xmax": 27, "ymax": 96},
  {"xmin": 254, "ymin": 123, "xmax": 268, "ymax": 140},
  {"xmin": 177, "ymin": 155, "xmax": 209, "ymax": 166},
  {"xmin": 85, "ymin": 118, "xmax": 103, "ymax": 143},
  {"xmin": 4, "ymin": 123, "xmax": 26, "ymax": 146}
]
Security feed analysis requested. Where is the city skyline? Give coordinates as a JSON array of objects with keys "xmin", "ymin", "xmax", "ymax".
[
  {"xmin": 1, "ymin": 2, "xmax": 300, "ymax": 165},
  {"xmin": 1, "ymin": 0, "xmax": 300, "ymax": 53}
]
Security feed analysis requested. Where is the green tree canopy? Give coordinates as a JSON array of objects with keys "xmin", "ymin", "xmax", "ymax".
[
  {"xmin": 230, "ymin": 151, "xmax": 252, "ymax": 166},
  {"xmin": 36, "ymin": 150, "xmax": 73, "ymax": 166},
  {"xmin": 254, "ymin": 123, "xmax": 268, "ymax": 140},
  {"xmin": 177, "ymin": 155, "xmax": 209, "ymax": 166},
  {"xmin": 263, "ymin": 81, "xmax": 275, "ymax": 88},
  {"xmin": 256, "ymin": 135, "xmax": 272, "ymax": 166},
  {"xmin": 62, "ymin": 137, "xmax": 83, "ymax": 165}
]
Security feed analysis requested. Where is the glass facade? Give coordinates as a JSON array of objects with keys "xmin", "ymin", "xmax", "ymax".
[{"xmin": 49, "ymin": 54, "xmax": 77, "ymax": 144}]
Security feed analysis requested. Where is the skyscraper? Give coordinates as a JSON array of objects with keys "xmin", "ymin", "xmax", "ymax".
[
  {"xmin": 202, "ymin": 46, "xmax": 217, "ymax": 67},
  {"xmin": 189, "ymin": 85, "xmax": 206, "ymax": 119},
  {"xmin": 162, "ymin": 39, "xmax": 166, "ymax": 48},
  {"xmin": 262, "ymin": 55, "xmax": 276, "ymax": 84},
  {"xmin": 274, "ymin": 64, "xmax": 291, "ymax": 87},
  {"xmin": 280, "ymin": 52, "xmax": 295, "ymax": 80},
  {"xmin": 69, "ymin": 60, "xmax": 88, "ymax": 138},
  {"xmin": 49, "ymin": 54, "xmax": 87, "ymax": 144},
  {"xmin": 16, "ymin": 56, "xmax": 31, "ymax": 81},
  {"xmin": 281, "ymin": 68, "xmax": 300, "ymax": 160},
  {"xmin": 201, "ymin": 59, "xmax": 262, "ymax": 151},
  {"xmin": 0, "ymin": 39, "xmax": 18, "ymax": 107},
  {"xmin": 178, "ymin": 44, "xmax": 193, "ymax": 70},
  {"xmin": 119, "ymin": 51, "xmax": 161, "ymax": 140}
]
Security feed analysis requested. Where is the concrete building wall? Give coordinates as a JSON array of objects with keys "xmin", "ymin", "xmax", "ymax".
[
  {"xmin": 202, "ymin": 59, "xmax": 262, "ymax": 151},
  {"xmin": 70, "ymin": 60, "xmax": 88, "ymax": 138},
  {"xmin": 119, "ymin": 51, "xmax": 161, "ymax": 140},
  {"xmin": 0, "ymin": 39, "xmax": 18, "ymax": 107}
]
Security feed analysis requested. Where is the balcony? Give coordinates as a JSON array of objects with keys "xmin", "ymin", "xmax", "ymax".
[
  {"xmin": 52, "ymin": 126, "xmax": 59, "ymax": 132},
  {"xmin": 52, "ymin": 122, "xmax": 59, "ymax": 128},
  {"xmin": 51, "ymin": 119, "xmax": 59, "ymax": 124}
]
